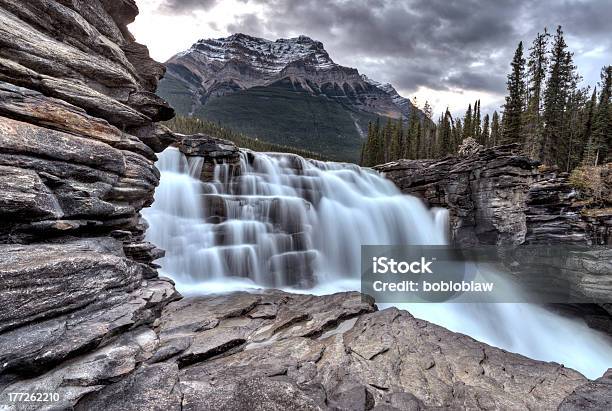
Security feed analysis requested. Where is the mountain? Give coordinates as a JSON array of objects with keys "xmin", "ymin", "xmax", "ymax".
[{"xmin": 158, "ymin": 33, "xmax": 424, "ymax": 161}]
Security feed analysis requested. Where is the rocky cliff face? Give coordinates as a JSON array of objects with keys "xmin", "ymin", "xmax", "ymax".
[
  {"xmin": 375, "ymin": 144, "xmax": 540, "ymax": 246},
  {"xmin": 0, "ymin": 0, "xmax": 180, "ymax": 389},
  {"xmin": 376, "ymin": 145, "xmax": 612, "ymax": 333},
  {"xmin": 376, "ymin": 144, "xmax": 611, "ymax": 247}
]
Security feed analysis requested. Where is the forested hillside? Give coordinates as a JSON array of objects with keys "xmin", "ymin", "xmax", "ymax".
[{"xmin": 164, "ymin": 115, "xmax": 328, "ymax": 160}]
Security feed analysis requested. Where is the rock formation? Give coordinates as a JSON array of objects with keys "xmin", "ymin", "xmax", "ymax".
[
  {"xmin": 3, "ymin": 289, "xmax": 597, "ymax": 410},
  {"xmin": 376, "ymin": 145, "xmax": 612, "ymax": 333},
  {"xmin": 375, "ymin": 144, "xmax": 611, "ymax": 247},
  {"xmin": 0, "ymin": 0, "xmax": 179, "ymax": 393},
  {"xmin": 375, "ymin": 144, "xmax": 540, "ymax": 246}
]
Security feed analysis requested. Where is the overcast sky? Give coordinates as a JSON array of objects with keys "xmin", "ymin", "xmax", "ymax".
[{"xmin": 131, "ymin": 0, "xmax": 611, "ymax": 118}]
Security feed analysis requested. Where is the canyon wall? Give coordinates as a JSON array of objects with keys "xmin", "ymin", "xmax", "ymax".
[
  {"xmin": 375, "ymin": 144, "xmax": 611, "ymax": 247},
  {"xmin": 376, "ymin": 144, "xmax": 612, "ymax": 332},
  {"xmin": 0, "ymin": 0, "xmax": 180, "ymax": 392}
]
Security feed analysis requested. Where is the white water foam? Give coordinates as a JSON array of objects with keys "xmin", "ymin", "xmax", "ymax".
[{"xmin": 143, "ymin": 147, "xmax": 612, "ymax": 379}]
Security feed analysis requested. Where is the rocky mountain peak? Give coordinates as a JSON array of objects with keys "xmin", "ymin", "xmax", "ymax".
[
  {"xmin": 182, "ymin": 33, "xmax": 335, "ymax": 74},
  {"xmin": 159, "ymin": 33, "xmax": 424, "ymax": 161}
]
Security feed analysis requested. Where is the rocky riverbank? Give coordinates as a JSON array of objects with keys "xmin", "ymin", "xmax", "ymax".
[
  {"xmin": 3, "ymin": 289, "xmax": 608, "ymax": 410},
  {"xmin": 376, "ymin": 146, "xmax": 612, "ymax": 334},
  {"xmin": 375, "ymin": 144, "xmax": 611, "ymax": 247}
]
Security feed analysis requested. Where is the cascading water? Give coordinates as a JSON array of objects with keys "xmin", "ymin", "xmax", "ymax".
[{"xmin": 143, "ymin": 147, "xmax": 612, "ymax": 379}]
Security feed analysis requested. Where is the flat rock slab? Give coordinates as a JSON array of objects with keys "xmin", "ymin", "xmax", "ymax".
[{"xmin": 9, "ymin": 290, "xmax": 589, "ymax": 410}]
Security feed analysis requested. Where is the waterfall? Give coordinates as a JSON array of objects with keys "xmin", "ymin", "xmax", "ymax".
[{"xmin": 143, "ymin": 147, "xmax": 612, "ymax": 379}]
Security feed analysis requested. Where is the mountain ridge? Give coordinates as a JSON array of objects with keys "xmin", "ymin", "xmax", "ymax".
[{"xmin": 158, "ymin": 33, "xmax": 424, "ymax": 161}]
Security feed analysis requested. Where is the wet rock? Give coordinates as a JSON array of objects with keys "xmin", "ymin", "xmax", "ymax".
[
  {"xmin": 156, "ymin": 291, "xmax": 586, "ymax": 410},
  {"xmin": 375, "ymin": 144, "xmax": 538, "ymax": 246},
  {"xmin": 177, "ymin": 133, "xmax": 241, "ymax": 181}
]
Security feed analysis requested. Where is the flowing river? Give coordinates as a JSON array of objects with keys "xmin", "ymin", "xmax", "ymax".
[{"xmin": 143, "ymin": 147, "xmax": 612, "ymax": 379}]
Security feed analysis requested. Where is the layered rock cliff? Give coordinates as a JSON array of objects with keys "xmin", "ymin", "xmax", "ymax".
[
  {"xmin": 375, "ymin": 145, "xmax": 612, "ymax": 333},
  {"xmin": 375, "ymin": 144, "xmax": 611, "ymax": 247},
  {"xmin": 0, "ymin": 0, "xmax": 180, "ymax": 389}
]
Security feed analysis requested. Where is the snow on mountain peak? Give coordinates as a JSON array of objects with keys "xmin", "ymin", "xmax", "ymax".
[
  {"xmin": 183, "ymin": 33, "xmax": 336, "ymax": 73},
  {"xmin": 168, "ymin": 33, "xmax": 418, "ymax": 118}
]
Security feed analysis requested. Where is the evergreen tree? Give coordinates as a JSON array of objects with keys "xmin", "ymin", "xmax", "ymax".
[
  {"xmin": 541, "ymin": 26, "xmax": 575, "ymax": 167},
  {"xmin": 406, "ymin": 106, "xmax": 420, "ymax": 158},
  {"xmin": 382, "ymin": 118, "xmax": 393, "ymax": 163},
  {"xmin": 473, "ymin": 100, "xmax": 482, "ymax": 142},
  {"xmin": 482, "ymin": 114, "xmax": 490, "ymax": 146},
  {"xmin": 490, "ymin": 111, "xmax": 501, "ymax": 146},
  {"xmin": 389, "ymin": 119, "xmax": 404, "ymax": 160},
  {"xmin": 502, "ymin": 41, "xmax": 527, "ymax": 144},
  {"xmin": 563, "ymin": 86, "xmax": 588, "ymax": 171},
  {"xmin": 581, "ymin": 88, "xmax": 598, "ymax": 166},
  {"xmin": 453, "ymin": 119, "xmax": 463, "ymax": 152},
  {"xmin": 524, "ymin": 29, "xmax": 550, "ymax": 158},
  {"xmin": 463, "ymin": 104, "xmax": 473, "ymax": 139},
  {"xmin": 438, "ymin": 109, "xmax": 453, "ymax": 156},
  {"xmin": 421, "ymin": 101, "xmax": 434, "ymax": 158},
  {"xmin": 592, "ymin": 65, "xmax": 612, "ymax": 164}
]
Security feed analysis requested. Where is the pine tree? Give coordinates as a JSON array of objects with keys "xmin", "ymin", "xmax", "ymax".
[
  {"xmin": 473, "ymin": 100, "xmax": 482, "ymax": 142},
  {"xmin": 463, "ymin": 104, "xmax": 472, "ymax": 139},
  {"xmin": 421, "ymin": 101, "xmax": 434, "ymax": 158},
  {"xmin": 502, "ymin": 41, "xmax": 527, "ymax": 144},
  {"xmin": 415, "ymin": 121, "xmax": 422, "ymax": 159},
  {"xmin": 438, "ymin": 109, "xmax": 453, "ymax": 156},
  {"xmin": 389, "ymin": 119, "xmax": 404, "ymax": 160},
  {"xmin": 490, "ymin": 111, "xmax": 501, "ymax": 146},
  {"xmin": 541, "ymin": 26, "xmax": 574, "ymax": 167},
  {"xmin": 381, "ymin": 118, "xmax": 392, "ymax": 162},
  {"xmin": 592, "ymin": 65, "xmax": 612, "ymax": 164},
  {"xmin": 563, "ymin": 86, "xmax": 588, "ymax": 171},
  {"xmin": 482, "ymin": 114, "xmax": 490, "ymax": 146},
  {"xmin": 582, "ymin": 87, "xmax": 597, "ymax": 166},
  {"xmin": 524, "ymin": 30, "xmax": 550, "ymax": 158},
  {"xmin": 453, "ymin": 119, "xmax": 463, "ymax": 152},
  {"xmin": 406, "ymin": 106, "xmax": 420, "ymax": 158},
  {"xmin": 581, "ymin": 88, "xmax": 598, "ymax": 166}
]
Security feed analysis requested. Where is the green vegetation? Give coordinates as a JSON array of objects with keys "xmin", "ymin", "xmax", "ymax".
[
  {"xmin": 360, "ymin": 102, "xmax": 436, "ymax": 166},
  {"xmin": 498, "ymin": 25, "xmax": 611, "ymax": 170},
  {"xmin": 157, "ymin": 74, "xmax": 194, "ymax": 115},
  {"xmin": 569, "ymin": 165, "xmax": 608, "ymax": 206},
  {"xmin": 160, "ymin": 80, "xmax": 382, "ymax": 162},
  {"xmin": 164, "ymin": 115, "xmax": 328, "ymax": 160}
]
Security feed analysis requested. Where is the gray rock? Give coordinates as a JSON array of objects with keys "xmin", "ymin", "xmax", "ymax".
[
  {"xmin": 559, "ymin": 368, "xmax": 612, "ymax": 410},
  {"xmin": 74, "ymin": 362, "xmax": 182, "ymax": 411},
  {"xmin": 0, "ymin": 0, "xmax": 180, "ymax": 393},
  {"xmin": 375, "ymin": 144, "xmax": 539, "ymax": 246}
]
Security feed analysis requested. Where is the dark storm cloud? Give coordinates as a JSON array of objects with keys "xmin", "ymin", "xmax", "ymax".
[
  {"xmin": 167, "ymin": 0, "xmax": 611, "ymax": 99},
  {"xmin": 157, "ymin": 0, "xmax": 219, "ymax": 14}
]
